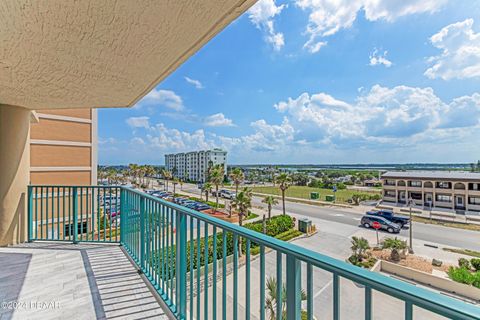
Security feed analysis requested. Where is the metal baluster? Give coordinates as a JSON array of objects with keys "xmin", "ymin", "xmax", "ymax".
[
  {"xmin": 233, "ymin": 234, "xmax": 238, "ymax": 320},
  {"xmin": 276, "ymin": 252, "xmax": 282, "ymax": 320},
  {"xmin": 222, "ymin": 231, "xmax": 227, "ymax": 320},
  {"xmin": 260, "ymin": 245, "xmax": 266, "ymax": 320},
  {"xmin": 212, "ymin": 226, "xmax": 217, "ymax": 320},
  {"xmin": 204, "ymin": 222, "xmax": 209, "ymax": 320},
  {"xmin": 307, "ymin": 263, "xmax": 313, "ymax": 320},
  {"xmin": 246, "ymin": 239, "xmax": 251, "ymax": 320}
]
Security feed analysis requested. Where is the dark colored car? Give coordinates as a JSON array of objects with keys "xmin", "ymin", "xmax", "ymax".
[
  {"xmin": 360, "ymin": 215, "xmax": 401, "ymax": 233},
  {"xmin": 192, "ymin": 203, "xmax": 211, "ymax": 211},
  {"xmin": 366, "ymin": 210, "xmax": 409, "ymax": 227}
]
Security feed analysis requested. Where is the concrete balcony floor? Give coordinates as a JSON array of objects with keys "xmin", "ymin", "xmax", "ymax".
[{"xmin": 0, "ymin": 243, "xmax": 170, "ymax": 320}]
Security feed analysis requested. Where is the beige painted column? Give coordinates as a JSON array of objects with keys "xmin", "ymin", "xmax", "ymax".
[{"xmin": 0, "ymin": 105, "xmax": 30, "ymax": 246}]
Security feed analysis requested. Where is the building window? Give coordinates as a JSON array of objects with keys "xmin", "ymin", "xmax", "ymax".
[
  {"xmin": 469, "ymin": 183, "xmax": 480, "ymax": 191},
  {"xmin": 436, "ymin": 194, "xmax": 452, "ymax": 203},
  {"xmin": 410, "ymin": 192, "xmax": 422, "ymax": 200},
  {"xmin": 64, "ymin": 221, "xmax": 88, "ymax": 237},
  {"xmin": 409, "ymin": 181, "xmax": 422, "ymax": 187},
  {"xmin": 384, "ymin": 180, "xmax": 395, "ymax": 186},
  {"xmin": 384, "ymin": 190, "xmax": 395, "ymax": 197},
  {"xmin": 469, "ymin": 197, "xmax": 480, "ymax": 205},
  {"xmin": 436, "ymin": 182, "xmax": 451, "ymax": 189}
]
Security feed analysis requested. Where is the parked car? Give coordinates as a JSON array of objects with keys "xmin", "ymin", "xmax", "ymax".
[
  {"xmin": 360, "ymin": 215, "xmax": 401, "ymax": 233},
  {"xmin": 193, "ymin": 203, "xmax": 211, "ymax": 211},
  {"xmin": 184, "ymin": 202, "xmax": 198, "ymax": 209},
  {"xmin": 366, "ymin": 210, "xmax": 409, "ymax": 227},
  {"xmin": 219, "ymin": 190, "xmax": 236, "ymax": 199}
]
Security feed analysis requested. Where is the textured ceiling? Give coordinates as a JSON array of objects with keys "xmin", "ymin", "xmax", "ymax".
[{"xmin": 0, "ymin": 0, "xmax": 256, "ymax": 110}]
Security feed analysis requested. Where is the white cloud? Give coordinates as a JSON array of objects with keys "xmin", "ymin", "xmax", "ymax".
[
  {"xmin": 369, "ymin": 48, "xmax": 392, "ymax": 67},
  {"xmin": 218, "ymin": 117, "xmax": 295, "ymax": 152},
  {"xmin": 248, "ymin": 0, "xmax": 286, "ymax": 51},
  {"xmin": 296, "ymin": 0, "xmax": 447, "ymax": 53},
  {"xmin": 425, "ymin": 18, "xmax": 480, "ymax": 80},
  {"xmin": 275, "ymin": 85, "xmax": 480, "ymax": 145},
  {"xmin": 131, "ymin": 137, "xmax": 145, "ymax": 145},
  {"xmin": 103, "ymin": 86, "xmax": 480, "ymax": 164},
  {"xmin": 203, "ymin": 113, "xmax": 235, "ymax": 127},
  {"xmin": 147, "ymin": 124, "xmax": 214, "ymax": 151},
  {"xmin": 184, "ymin": 76, "xmax": 204, "ymax": 89},
  {"xmin": 135, "ymin": 89, "xmax": 184, "ymax": 111},
  {"xmin": 126, "ymin": 116, "xmax": 150, "ymax": 129}
]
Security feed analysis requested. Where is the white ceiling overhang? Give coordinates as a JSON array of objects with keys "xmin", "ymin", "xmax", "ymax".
[{"xmin": 0, "ymin": 0, "xmax": 256, "ymax": 110}]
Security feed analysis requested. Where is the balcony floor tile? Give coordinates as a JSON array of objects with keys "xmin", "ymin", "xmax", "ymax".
[{"xmin": 0, "ymin": 242, "xmax": 169, "ymax": 320}]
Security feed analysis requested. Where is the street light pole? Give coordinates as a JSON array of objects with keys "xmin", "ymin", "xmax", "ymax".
[{"xmin": 408, "ymin": 197, "xmax": 414, "ymax": 254}]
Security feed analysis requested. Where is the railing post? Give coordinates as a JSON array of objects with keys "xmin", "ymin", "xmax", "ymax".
[
  {"xmin": 286, "ymin": 254, "xmax": 301, "ymax": 320},
  {"xmin": 27, "ymin": 186, "xmax": 33, "ymax": 242},
  {"xmin": 176, "ymin": 210, "xmax": 187, "ymax": 319},
  {"xmin": 140, "ymin": 196, "xmax": 145, "ymax": 270},
  {"xmin": 120, "ymin": 188, "xmax": 125, "ymax": 245},
  {"xmin": 72, "ymin": 187, "xmax": 78, "ymax": 244}
]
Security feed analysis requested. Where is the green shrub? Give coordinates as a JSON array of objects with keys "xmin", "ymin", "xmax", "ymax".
[
  {"xmin": 382, "ymin": 237, "xmax": 407, "ymax": 250},
  {"xmin": 448, "ymin": 267, "xmax": 474, "ymax": 285},
  {"xmin": 458, "ymin": 257, "xmax": 471, "ymax": 269},
  {"xmin": 276, "ymin": 229, "xmax": 302, "ymax": 241},
  {"xmin": 244, "ymin": 215, "xmax": 294, "ymax": 238},
  {"xmin": 470, "ymin": 258, "xmax": 480, "ymax": 271}
]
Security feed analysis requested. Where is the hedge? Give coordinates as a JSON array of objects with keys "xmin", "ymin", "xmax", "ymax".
[{"xmin": 151, "ymin": 215, "xmax": 295, "ymax": 279}]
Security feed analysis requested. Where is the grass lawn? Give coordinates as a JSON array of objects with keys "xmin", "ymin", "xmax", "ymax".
[
  {"xmin": 443, "ymin": 247, "xmax": 480, "ymax": 258},
  {"xmin": 412, "ymin": 216, "xmax": 480, "ymax": 232},
  {"xmin": 251, "ymin": 185, "xmax": 380, "ymax": 203}
]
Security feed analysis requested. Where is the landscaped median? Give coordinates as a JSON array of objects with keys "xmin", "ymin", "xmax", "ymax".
[
  {"xmin": 250, "ymin": 185, "xmax": 381, "ymax": 205},
  {"xmin": 347, "ymin": 236, "xmax": 480, "ymax": 302},
  {"xmin": 152, "ymin": 215, "xmax": 307, "ymax": 278}
]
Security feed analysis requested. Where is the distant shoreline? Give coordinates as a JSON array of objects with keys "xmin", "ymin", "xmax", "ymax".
[{"xmin": 99, "ymin": 163, "xmax": 474, "ymax": 171}]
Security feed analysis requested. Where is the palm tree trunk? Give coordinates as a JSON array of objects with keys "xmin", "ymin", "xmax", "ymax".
[
  {"xmin": 206, "ymin": 191, "xmax": 209, "ymax": 202},
  {"xmin": 282, "ymin": 190, "xmax": 286, "ymax": 215},
  {"xmin": 268, "ymin": 205, "xmax": 272, "ymax": 219},
  {"xmin": 235, "ymin": 184, "xmax": 239, "ymax": 195},
  {"xmin": 215, "ymin": 185, "xmax": 219, "ymax": 211}
]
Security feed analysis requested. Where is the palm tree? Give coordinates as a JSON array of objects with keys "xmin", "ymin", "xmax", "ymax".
[
  {"xmin": 146, "ymin": 165, "xmax": 156, "ymax": 188},
  {"xmin": 262, "ymin": 195, "xmax": 278, "ymax": 219},
  {"xmin": 276, "ymin": 173, "xmax": 292, "ymax": 215},
  {"xmin": 229, "ymin": 167, "xmax": 245, "ymax": 195},
  {"xmin": 202, "ymin": 182, "xmax": 212, "ymax": 202},
  {"xmin": 172, "ymin": 178, "xmax": 179, "ymax": 198},
  {"xmin": 231, "ymin": 187, "xmax": 252, "ymax": 257},
  {"xmin": 350, "ymin": 236, "xmax": 370, "ymax": 260},
  {"xmin": 265, "ymin": 276, "xmax": 307, "ymax": 320},
  {"xmin": 162, "ymin": 169, "xmax": 172, "ymax": 191},
  {"xmin": 128, "ymin": 163, "xmax": 139, "ymax": 185},
  {"xmin": 208, "ymin": 164, "xmax": 225, "ymax": 211}
]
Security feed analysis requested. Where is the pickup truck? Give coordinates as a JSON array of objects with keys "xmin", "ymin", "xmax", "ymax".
[{"xmin": 366, "ymin": 210, "xmax": 409, "ymax": 227}]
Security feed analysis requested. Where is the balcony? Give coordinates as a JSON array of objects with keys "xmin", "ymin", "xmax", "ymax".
[{"xmin": 3, "ymin": 185, "xmax": 478, "ymax": 319}]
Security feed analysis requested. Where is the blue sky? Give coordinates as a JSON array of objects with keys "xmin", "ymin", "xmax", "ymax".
[{"xmin": 99, "ymin": 0, "xmax": 480, "ymax": 165}]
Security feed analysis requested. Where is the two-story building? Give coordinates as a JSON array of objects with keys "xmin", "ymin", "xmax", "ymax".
[{"xmin": 381, "ymin": 171, "xmax": 480, "ymax": 213}]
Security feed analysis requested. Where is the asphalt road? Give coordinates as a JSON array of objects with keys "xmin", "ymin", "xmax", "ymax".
[{"xmin": 180, "ymin": 183, "xmax": 480, "ymax": 251}]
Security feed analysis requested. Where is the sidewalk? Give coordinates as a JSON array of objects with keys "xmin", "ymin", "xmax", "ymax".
[{"xmin": 378, "ymin": 202, "xmax": 480, "ymax": 225}]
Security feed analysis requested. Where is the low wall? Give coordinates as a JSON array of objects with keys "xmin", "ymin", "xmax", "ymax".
[{"xmin": 379, "ymin": 260, "xmax": 480, "ymax": 302}]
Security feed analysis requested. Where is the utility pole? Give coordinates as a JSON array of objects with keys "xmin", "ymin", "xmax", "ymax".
[{"xmin": 408, "ymin": 197, "xmax": 414, "ymax": 254}]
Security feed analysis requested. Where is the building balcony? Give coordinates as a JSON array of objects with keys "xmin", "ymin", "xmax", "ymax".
[
  {"xmin": 407, "ymin": 186, "xmax": 423, "ymax": 192},
  {"xmin": 383, "ymin": 184, "xmax": 396, "ymax": 189},
  {"xmin": 2, "ymin": 185, "xmax": 477, "ymax": 320}
]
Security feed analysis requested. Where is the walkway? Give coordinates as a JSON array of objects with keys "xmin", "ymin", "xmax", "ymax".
[{"xmin": 0, "ymin": 242, "xmax": 170, "ymax": 320}]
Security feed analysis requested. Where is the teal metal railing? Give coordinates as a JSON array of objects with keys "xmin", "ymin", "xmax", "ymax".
[
  {"xmin": 28, "ymin": 185, "xmax": 480, "ymax": 320},
  {"xmin": 28, "ymin": 185, "xmax": 121, "ymax": 243}
]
